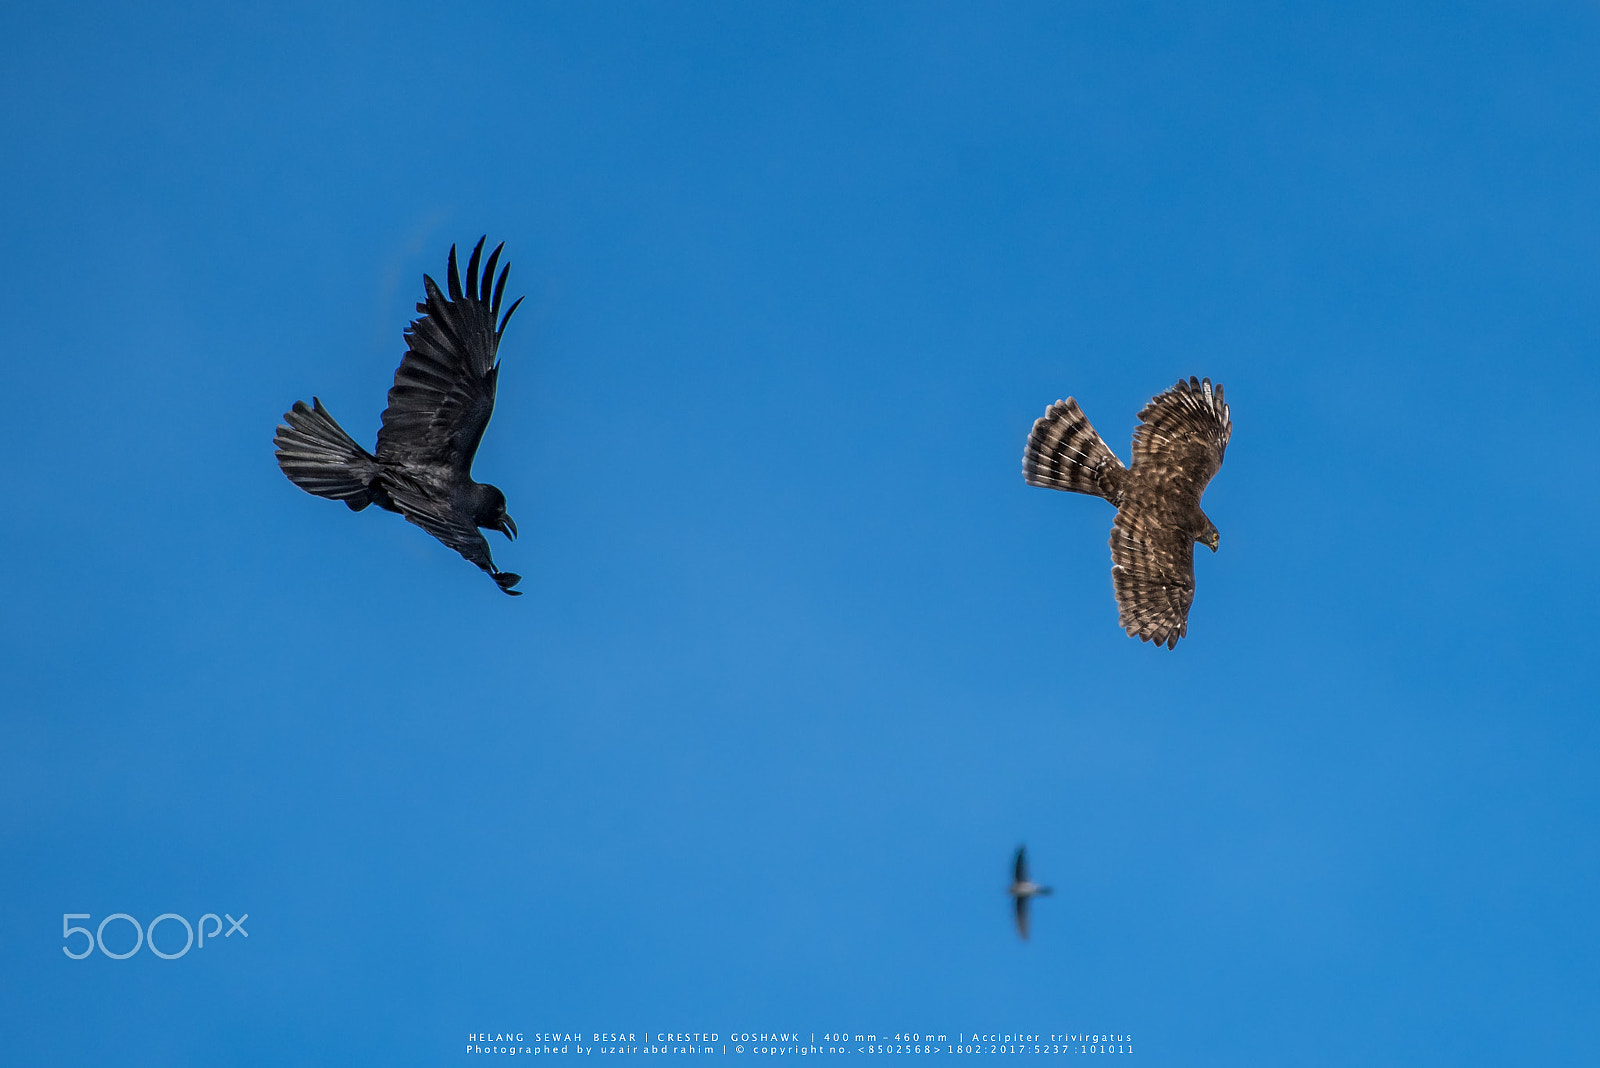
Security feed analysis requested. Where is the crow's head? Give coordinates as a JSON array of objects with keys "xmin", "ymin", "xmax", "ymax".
[{"xmin": 474, "ymin": 484, "xmax": 518, "ymax": 541}]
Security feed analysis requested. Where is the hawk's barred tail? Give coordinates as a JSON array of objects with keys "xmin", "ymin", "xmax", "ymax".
[
  {"xmin": 274, "ymin": 398, "xmax": 381, "ymax": 511},
  {"xmin": 1023, "ymin": 399, "xmax": 1128, "ymax": 505}
]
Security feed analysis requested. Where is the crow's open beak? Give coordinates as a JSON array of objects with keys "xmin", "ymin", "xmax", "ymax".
[{"xmin": 498, "ymin": 515, "xmax": 518, "ymax": 541}]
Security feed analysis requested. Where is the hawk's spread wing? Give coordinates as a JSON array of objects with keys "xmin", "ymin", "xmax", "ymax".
[
  {"xmin": 1111, "ymin": 378, "xmax": 1231, "ymax": 649},
  {"xmin": 1014, "ymin": 847, "xmax": 1029, "ymax": 884},
  {"xmin": 377, "ymin": 238, "xmax": 523, "ymax": 473},
  {"xmin": 1110, "ymin": 510, "xmax": 1197, "ymax": 649},
  {"xmin": 1014, "ymin": 896, "xmax": 1031, "ymax": 940},
  {"xmin": 1128, "ymin": 377, "xmax": 1230, "ymax": 499}
]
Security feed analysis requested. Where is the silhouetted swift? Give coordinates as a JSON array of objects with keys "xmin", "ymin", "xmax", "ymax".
[
  {"xmin": 274, "ymin": 238, "xmax": 524, "ymax": 595},
  {"xmin": 1008, "ymin": 846, "xmax": 1052, "ymax": 940}
]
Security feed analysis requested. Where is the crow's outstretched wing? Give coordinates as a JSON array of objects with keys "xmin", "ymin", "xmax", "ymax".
[
  {"xmin": 383, "ymin": 474, "xmax": 523, "ymax": 595},
  {"xmin": 377, "ymin": 238, "xmax": 523, "ymax": 473}
]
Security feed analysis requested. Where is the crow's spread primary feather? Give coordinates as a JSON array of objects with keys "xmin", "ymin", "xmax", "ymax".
[
  {"xmin": 1024, "ymin": 377, "xmax": 1231, "ymax": 647},
  {"xmin": 275, "ymin": 238, "xmax": 525, "ymax": 595}
]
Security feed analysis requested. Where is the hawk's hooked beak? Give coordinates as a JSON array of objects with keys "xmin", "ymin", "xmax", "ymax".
[
  {"xmin": 1208, "ymin": 532, "xmax": 1220, "ymax": 552},
  {"xmin": 497, "ymin": 515, "xmax": 518, "ymax": 541}
]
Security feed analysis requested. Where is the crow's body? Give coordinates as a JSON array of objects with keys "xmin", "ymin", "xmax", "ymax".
[{"xmin": 274, "ymin": 238, "xmax": 525, "ymax": 595}]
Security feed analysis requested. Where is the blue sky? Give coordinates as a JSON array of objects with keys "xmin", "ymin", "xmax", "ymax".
[{"xmin": 3, "ymin": 2, "xmax": 1599, "ymax": 1064}]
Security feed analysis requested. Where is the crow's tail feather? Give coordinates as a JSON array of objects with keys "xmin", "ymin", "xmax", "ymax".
[
  {"xmin": 274, "ymin": 398, "xmax": 380, "ymax": 510},
  {"xmin": 1023, "ymin": 398, "xmax": 1128, "ymax": 505}
]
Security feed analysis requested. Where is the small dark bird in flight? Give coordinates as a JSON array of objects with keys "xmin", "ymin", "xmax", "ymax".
[
  {"xmin": 1023, "ymin": 377, "xmax": 1231, "ymax": 648},
  {"xmin": 1008, "ymin": 846, "xmax": 1052, "ymax": 941},
  {"xmin": 274, "ymin": 238, "xmax": 525, "ymax": 595}
]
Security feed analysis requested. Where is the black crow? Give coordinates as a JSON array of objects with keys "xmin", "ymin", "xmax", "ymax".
[{"xmin": 274, "ymin": 238, "xmax": 525, "ymax": 595}]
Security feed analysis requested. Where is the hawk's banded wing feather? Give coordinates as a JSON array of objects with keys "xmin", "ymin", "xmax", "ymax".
[
  {"xmin": 1109, "ymin": 508, "xmax": 1196, "ymax": 649},
  {"xmin": 1110, "ymin": 376, "xmax": 1230, "ymax": 647},
  {"xmin": 377, "ymin": 238, "xmax": 523, "ymax": 472},
  {"xmin": 1128, "ymin": 376, "xmax": 1231, "ymax": 503}
]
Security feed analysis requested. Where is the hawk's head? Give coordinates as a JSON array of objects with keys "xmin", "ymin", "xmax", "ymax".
[{"xmin": 1198, "ymin": 519, "xmax": 1220, "ymax": 553}]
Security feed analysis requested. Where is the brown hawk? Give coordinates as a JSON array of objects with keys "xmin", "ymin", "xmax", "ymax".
[{"xmin": 1023, "ymin": 377, "xmax": 1231, "ymax": 648}]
